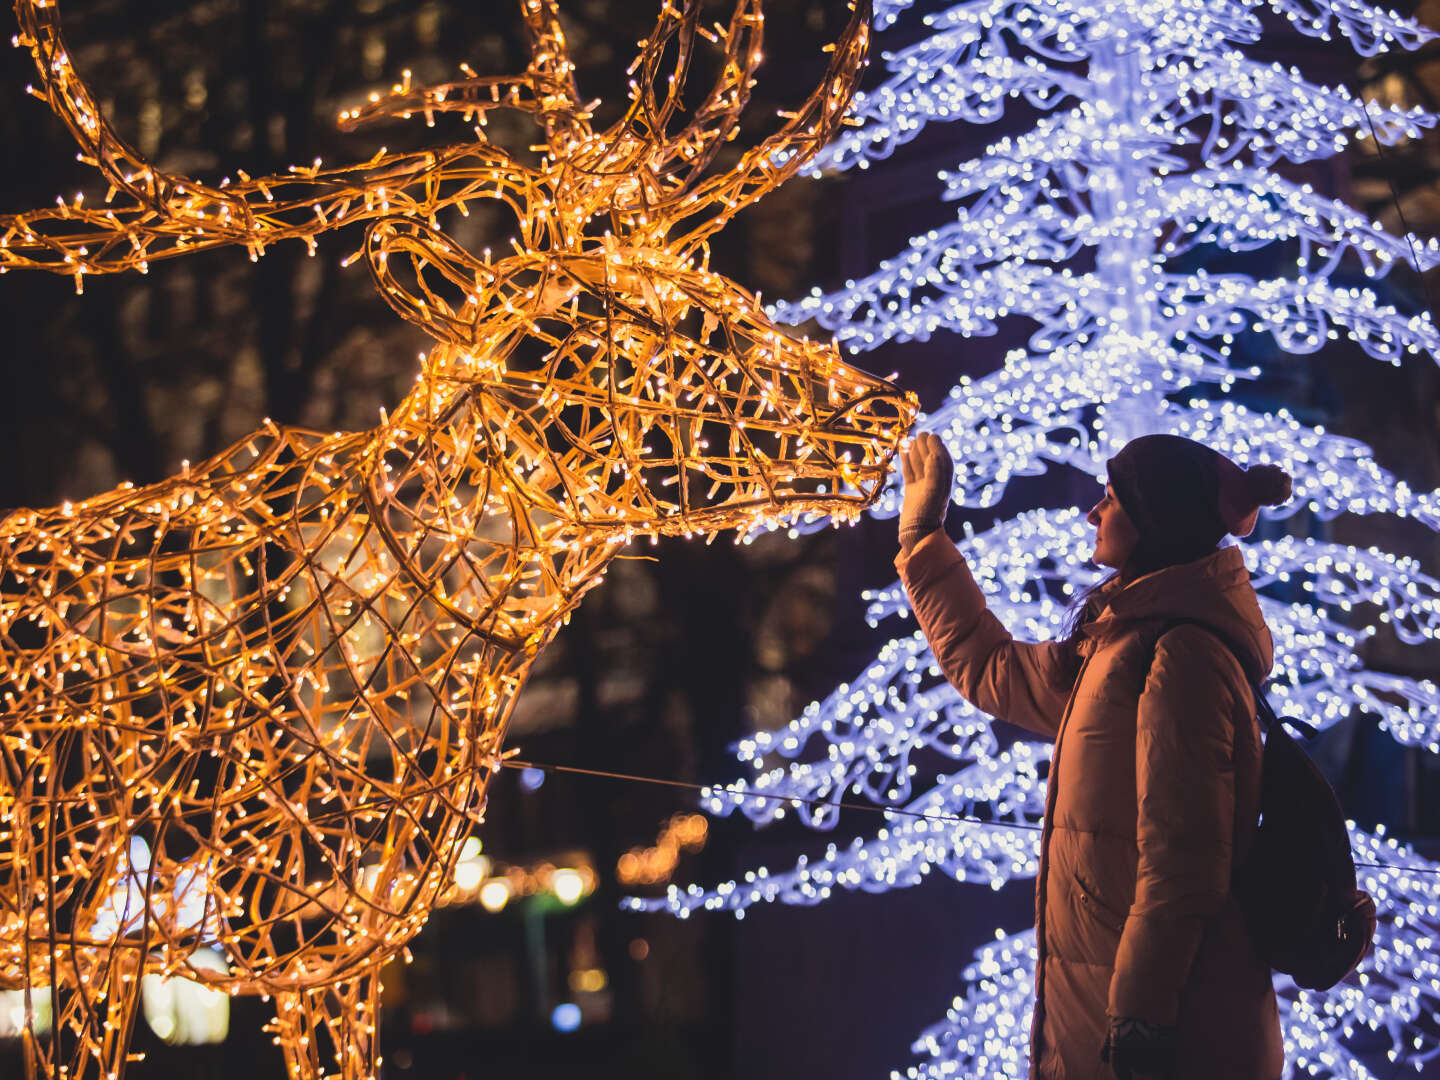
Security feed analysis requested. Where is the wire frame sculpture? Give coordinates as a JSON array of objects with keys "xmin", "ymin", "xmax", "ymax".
[{"xmin": 0, "ymin": 1, "xmax": 914, "ymax": 1077}]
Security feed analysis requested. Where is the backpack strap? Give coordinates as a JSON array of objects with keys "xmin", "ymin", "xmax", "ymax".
[{"xmin": 1156, "ymin": 618, "xmax": 1318, "ymax": 740}]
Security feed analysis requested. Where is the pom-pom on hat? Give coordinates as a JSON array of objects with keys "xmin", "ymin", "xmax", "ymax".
[
  {"xmin": 1106, "ymin": 435, "xmax": 1292, "ymax": 560},
  {"xmin": 1218, "ymin": 457, "xmax": 1293, "ymax": 538}
]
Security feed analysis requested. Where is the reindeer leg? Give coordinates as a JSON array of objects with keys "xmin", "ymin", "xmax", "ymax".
[
  {"xmin": 13, "ymin": 977, "xmax": 64, "ymax": 1080},
  {"xmin": 37, "ymin": 947, "xmax": 143, "ymax": 1080},
  {"xmin": 269, "ymin": 967, "xmax": 381, "ymax": 1080}
]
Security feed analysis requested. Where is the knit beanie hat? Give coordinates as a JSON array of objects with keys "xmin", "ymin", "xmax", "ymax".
[{"xmin": 1106, "ymin": 435, "xmax": 1293, "ymax": 559}]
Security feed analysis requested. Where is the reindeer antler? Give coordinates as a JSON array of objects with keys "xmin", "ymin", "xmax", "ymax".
[
  {"xmin": 336, "ymin": 0, "xmax": 869, "ymax": 252},
  {"xmin": 548, "ymin": 0, "xmax": 767, "ymax": 216},
  {"xmin": 544, "ymin": 0, "xmax": 870, "ymax": 249},
  {"xmin": 0, "ymin": 0, "xmax": 555, "ymax": 286},
  {"xmin": 338, "ymin": 0, "xmax": 589, "ymax": 144},
  {"xmin": 2, "ymin": 0, "xmax": 869, "ymax": 289},
  {"xmin": 669, "ymin": 0, "xmax": 870, "ymax": 251}
]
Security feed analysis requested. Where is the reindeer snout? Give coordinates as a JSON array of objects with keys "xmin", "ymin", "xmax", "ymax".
[
  {"xmin": 817, "ymin": 383, "xmax": 916, "ymax": 438},
  {"xmin": 809, "ymin": 365, "xmax": 916, "ymax": 449},
  {"xmin": 806, "ymin": 377, "xmax": 917, "ymax": 495}
]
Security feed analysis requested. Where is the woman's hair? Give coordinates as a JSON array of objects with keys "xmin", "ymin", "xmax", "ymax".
[{"xmin": 1058, "ymin": 570, "xmax": 1116, "ymax": 647}]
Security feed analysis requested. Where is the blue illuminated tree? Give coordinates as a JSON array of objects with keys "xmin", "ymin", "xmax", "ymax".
[{"xmin": 634, "ymin": 0, "xmax": 1440, "ymax": 1076}]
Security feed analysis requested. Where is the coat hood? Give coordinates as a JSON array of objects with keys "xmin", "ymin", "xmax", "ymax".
[{"xmin": 1082, "ymin": 544, "xmax": 1274, "ymax": 684}]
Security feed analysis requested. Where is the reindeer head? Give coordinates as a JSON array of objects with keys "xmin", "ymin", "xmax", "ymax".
[
  {"xmin": 366, "ymin": 221, "xmax": 913, "ymax": 537},
  {"xmin": 3, "ymin": 0, "xmax": 912, "ymax": 537}
]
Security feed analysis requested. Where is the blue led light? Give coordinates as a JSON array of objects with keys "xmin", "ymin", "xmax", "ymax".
[{"xmin": 550, "ymin": 1002, "xmax": 582, "ymax": 1033}]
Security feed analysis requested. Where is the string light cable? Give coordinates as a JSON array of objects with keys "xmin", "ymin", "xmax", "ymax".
[{"xmin": 500, "ymin": 757, "xmax": 1440, "ymax": 876}]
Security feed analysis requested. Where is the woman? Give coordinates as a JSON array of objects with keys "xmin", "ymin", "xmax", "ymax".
[{"xmin": 897, "ymin": 432, "xmax": 1292, "ymax": 1080}]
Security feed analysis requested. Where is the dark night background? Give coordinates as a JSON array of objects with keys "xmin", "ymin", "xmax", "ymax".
[{"xmin": 1, "ymin": 1, "xmax": 1439, "ymax": 1078}]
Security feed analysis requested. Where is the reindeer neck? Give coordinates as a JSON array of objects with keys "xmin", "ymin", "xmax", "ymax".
[{"xmin": 368, "ymin": 375, "xmax": 627, "ymax": 649}]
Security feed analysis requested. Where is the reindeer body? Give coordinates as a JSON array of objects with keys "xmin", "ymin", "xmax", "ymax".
[
  {"xmin": 0, "ymin": 379, "xmax": 617, "ymax": 1077},
  {"xmin": 0, "ymin": 2, "xmax": 912, "ymax": 1077},
  {"xmin": 0, "ymin": 339, "xmax": 621, "ymax": 966}
]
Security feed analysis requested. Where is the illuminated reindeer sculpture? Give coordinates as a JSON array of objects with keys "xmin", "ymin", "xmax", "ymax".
[{"xmin": 0, "ymin": 0, "xmax": 913, "ymax": 1077}]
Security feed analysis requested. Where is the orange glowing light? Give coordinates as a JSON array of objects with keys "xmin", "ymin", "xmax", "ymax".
[
  {"xmin": 617, "ymin": 812, "xmax": 710, "ymax": 886},
  {"xmin": 0, "ymin": 2, "xmax": 912, "ymax": 1078}
]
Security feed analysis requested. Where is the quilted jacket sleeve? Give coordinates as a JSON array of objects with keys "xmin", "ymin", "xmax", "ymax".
[
  {"xmin": 1109, "ymin": 624, "xmax": 1243, "ymax": 1025},
  {"xmin": 895, "ymin": 530, "xmax": 1075, "ymax": 742}
]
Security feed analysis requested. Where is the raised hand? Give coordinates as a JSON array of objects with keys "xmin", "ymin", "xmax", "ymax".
[{"xmin": 899, "ymin": 431, "xmax": 955, "ymax": 554}]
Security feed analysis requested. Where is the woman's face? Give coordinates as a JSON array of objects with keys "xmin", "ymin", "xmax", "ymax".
[{"xmin": 1087, "ymin": 483, "xmax": 1140, "ymax": 569}]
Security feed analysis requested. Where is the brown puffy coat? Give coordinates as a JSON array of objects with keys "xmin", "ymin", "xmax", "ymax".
[{"xmin": 897, "ymin": 533, "xmax": 1284, "ymax": 1080}]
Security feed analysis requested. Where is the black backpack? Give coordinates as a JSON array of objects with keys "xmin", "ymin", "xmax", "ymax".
[{"xmin": 1158, "ymin": 619, "xmax": 1376, "ymax": 991}]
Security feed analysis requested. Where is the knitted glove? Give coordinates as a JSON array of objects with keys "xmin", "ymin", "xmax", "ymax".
[
  {"xmin": 1100, "ymin": 1017, "xmax": 1178, "ymax": 1080},
  {"xmin": 899, "ymin": 432, "xmax": 954, "ymax": 555}
]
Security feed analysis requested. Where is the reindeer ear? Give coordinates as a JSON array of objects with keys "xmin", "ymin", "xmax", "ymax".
[
  {"xmin": 365, "ymin": 219, "xmax": 492, "ymax": 348},
  {"xmin": 365, "ymin": 218, "xmax": 585, "ymax": 352}
]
